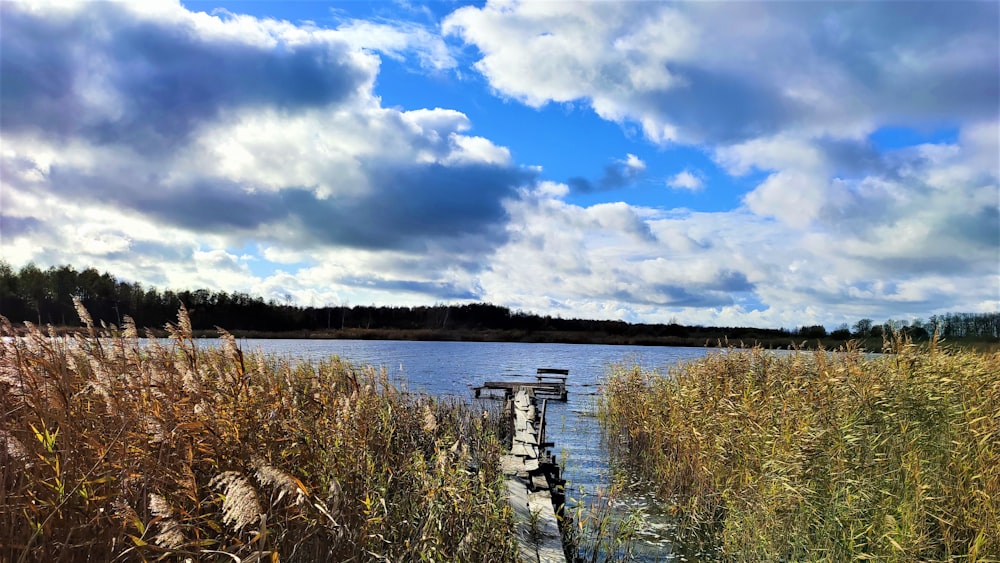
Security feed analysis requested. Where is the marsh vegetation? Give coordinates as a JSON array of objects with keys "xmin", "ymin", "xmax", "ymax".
[
  {"xmin": 1, "ymin": 302, "xmax": 514, "ymax": 561},
  {"xmin": 600, "ymin": 337, "xmax": 999, "ymax": 560},
  {"xmin": 4, "ymin": 297, "xmax": 997, "ymax": 562}
]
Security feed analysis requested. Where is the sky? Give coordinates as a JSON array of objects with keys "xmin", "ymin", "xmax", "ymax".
[{"xmin": 1, "ymin": 0, "xmax": 998, "ymax": 329}]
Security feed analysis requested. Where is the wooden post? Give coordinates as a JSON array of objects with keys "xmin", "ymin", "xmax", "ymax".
[{"xmin": 539, "ymin": 398, "xmax": 548, "ymax": 452}]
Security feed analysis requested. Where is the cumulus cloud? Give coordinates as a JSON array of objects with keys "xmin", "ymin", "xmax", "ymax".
[
  {"xmin": 667, "ymin": 170, "xmax": 703, "ymax": 191},
  {"xmin": 472, "ymin": 131, "xmax": 997, "ymax": 327},
  {"xmin": 0, "ymin": 1, "xmax": 532, "ymax": 299},
  {"xmin": 744, "ymin": 170, "xmax": 826, "ymax": 229},
  {"xmin": 476, "ymin": 188, "xmax": 759, "ymax": 321},
  {"xmin": 0, "ymin": 3, "xmax": 376, "ymax": 152},
  {"xmin": 443, "ymin": 0, "xmax": 997, "ymax": 324},
  {"xmin": 445, "ymin": 1, "xmax": 999, "ymax": 144}
]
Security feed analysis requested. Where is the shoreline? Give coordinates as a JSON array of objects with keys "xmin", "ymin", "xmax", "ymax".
[{"xmin": 12, "ymin": 324, "xmax": 999, "ymax": 351}]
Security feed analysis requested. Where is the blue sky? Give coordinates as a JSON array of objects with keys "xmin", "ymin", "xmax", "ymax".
[{"xmin": 1, "ymin": 0, "xmax": 998, "ymax": 329}]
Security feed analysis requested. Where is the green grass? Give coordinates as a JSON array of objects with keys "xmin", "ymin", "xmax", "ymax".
[
  {"xmin": 1, "ymin": 301, "xmax": 515, "ymax": 561},
  {"xmin": 599, "ymin": 336, "xmax": 999, "ymax": 561}
]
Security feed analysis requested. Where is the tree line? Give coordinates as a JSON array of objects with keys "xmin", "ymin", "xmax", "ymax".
[
  {"xmin": 846, "ymin": 313, "xmax": 1000, "ymax": 340},
  {"xmin": 1, "ymin": 261, "xmax": 997, "ymax": 341}
]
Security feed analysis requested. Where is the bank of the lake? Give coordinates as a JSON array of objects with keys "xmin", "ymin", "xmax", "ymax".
[
  {"xmin": 29, "ymin": 324, "xmax": 1000, "ymax": 352},
  {"xmin": 208, "ymin": 327, "xmax": 841, "ymax": 349},
  {"xmin": 18, "ymin": 325, "xmax": 845, "ymax": 349},
  {"xmin": 205, "ymin": 328, "xmax": 1000, "ymax": 353}
]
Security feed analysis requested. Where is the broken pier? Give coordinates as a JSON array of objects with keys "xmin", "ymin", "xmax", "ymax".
[{"xmin": 474, "ymin": 369, "xmax": 569, "ymax": 563}]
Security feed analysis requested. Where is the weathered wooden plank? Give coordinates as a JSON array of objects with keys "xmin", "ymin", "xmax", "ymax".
[
  {"xmin": 514, "ymin": 425, "xmax": 535, "ymax": 435},
  {"xmin": 511, "ymin": 443, "xmax": 536, "ymax": 458},
  {"xmin": 501, "ymin": 456, "xmax": 538, "ymax": 475},
  {"xmin": 501, "ymin": 454, "xmax": 525, "ymax": 475},
  {"xmin": 528, "ymin": 490, "xmax": 565, "ymax": 562},
  {"xmin": 515, "ymin": 433, "xmax": 538, "ymax": 446},
  {"xmin": 479, "ymin": 381, "xmax": 563, "ymax": 390},
  {"xmin": 505, "ymin": 477, "xmax": 539, "ymax": 562},
  {"xmin": 531, "ymin": 473, "xmax": 549, "ymax": 490},
  {"xmin": 505, "ymin": 476, "xmax": 565, "ymax": 563}
]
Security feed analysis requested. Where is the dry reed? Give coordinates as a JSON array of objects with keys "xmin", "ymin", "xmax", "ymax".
[
  {"xmin": 600, "ymin": 336, "xmax": 1000, "ymax": 561},
  {"xmin": 0, "ymin": 301, "xmax": 514, "ymax": 561}
]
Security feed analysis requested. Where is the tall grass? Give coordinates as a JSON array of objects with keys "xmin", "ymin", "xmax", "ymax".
[
  {"xmin": 599, "ymin": 337, "xmax": 999, "ymax": 561},
  {"xmin": 1, "ymin": 302, "xmax": 514, "ymax": 561}
]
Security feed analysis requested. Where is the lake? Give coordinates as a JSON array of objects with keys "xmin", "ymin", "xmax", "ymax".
[{"xmin": 222, "ymin": 338, "xmax": 714, "ymax": 560}]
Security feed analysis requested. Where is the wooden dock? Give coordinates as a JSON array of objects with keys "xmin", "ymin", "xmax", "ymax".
[
  {"xmin": 474, "ymin": 368, "xmax": 569, "ymax": 401},
  {"xmin": 478, "ymin": 369, "xmax": 568, "ymax": 563}
]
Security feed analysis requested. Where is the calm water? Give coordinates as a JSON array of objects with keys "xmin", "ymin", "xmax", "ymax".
[{"xmin": 221, "ymin": 338, "xmax": 713, "ymax": 559}]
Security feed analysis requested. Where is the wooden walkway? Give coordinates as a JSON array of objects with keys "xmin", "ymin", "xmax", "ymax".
[{"xmin": 479, "ymin": 369, "xmax": 569, "ymax": 563}]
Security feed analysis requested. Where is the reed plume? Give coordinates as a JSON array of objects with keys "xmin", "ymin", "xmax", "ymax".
[
  {"xmin": 210, "ymin": 471, "xmax": 262, "ymax": 532},
  {"xmin": 254, "ymin": 460, "xmax": 307, "ymax": 506},
  {"xmin": 148, "ymin": 493, "xmax": 185, "ymax": 549}
]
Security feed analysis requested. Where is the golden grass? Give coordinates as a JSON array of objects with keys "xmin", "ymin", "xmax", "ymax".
[
  {"xmin": 599, "ymin": 336, "xmax": 1000, "ymax": 561},
  {"xmin": 1, "ymin": 301, "xmax": 514, "ymax": 561}
]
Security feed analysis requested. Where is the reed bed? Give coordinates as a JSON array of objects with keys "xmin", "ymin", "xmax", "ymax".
[
  {"xmin": 599, "ymin": 337, "xmax": 999, "ymax": 561},
  {"xmin": 1, "ymin": 301, "xmax": 514, "ymax": 562}
]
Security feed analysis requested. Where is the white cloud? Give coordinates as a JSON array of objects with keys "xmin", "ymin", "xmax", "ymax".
[
  {"xmin": 666, "ymin": 170, "xmax": 703, "ymax": 191},
  {"xmin": 714, "ymin": 135, "xmax": 827, "ymax": 176},
  {"xmin": 479, "ymin": 193, "xmax": 763, "ymax": 322},
  {"xmin": 622, "ymin": 153, "xmax": 645, "ymax": 172},
  {"xmin": 444, "ymin": 134, "xmax": 512, "ymax": 166},
  {"xmin": 443, "ymin": 2, "xmax": 697, "ymax": 123},
  {"xmin": 332, "ymin": 19, "xmax": 456, "ymax": 71},
  {"xmin": 477, "ymin": 149, "xmax": 997, "ymax": 326},
  {"xmin": 446, "ymin": 1, "xmax": 998, "ymax": 319},
  {"xmin": 743, "ymin": 171, "xmax": 826, "ymax": 229},
  {"xmin": 0, "ymin": 1, "xmax": 532, "ymax": 303},
  {"xmin": 446, "ymin": 1, "xmax": 998, "ymax": 145}
]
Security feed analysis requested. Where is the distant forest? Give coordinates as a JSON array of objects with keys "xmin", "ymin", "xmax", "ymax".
[{"xmin": 1, "ymin": 261, "xmax": 998, "ymax": 345}]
